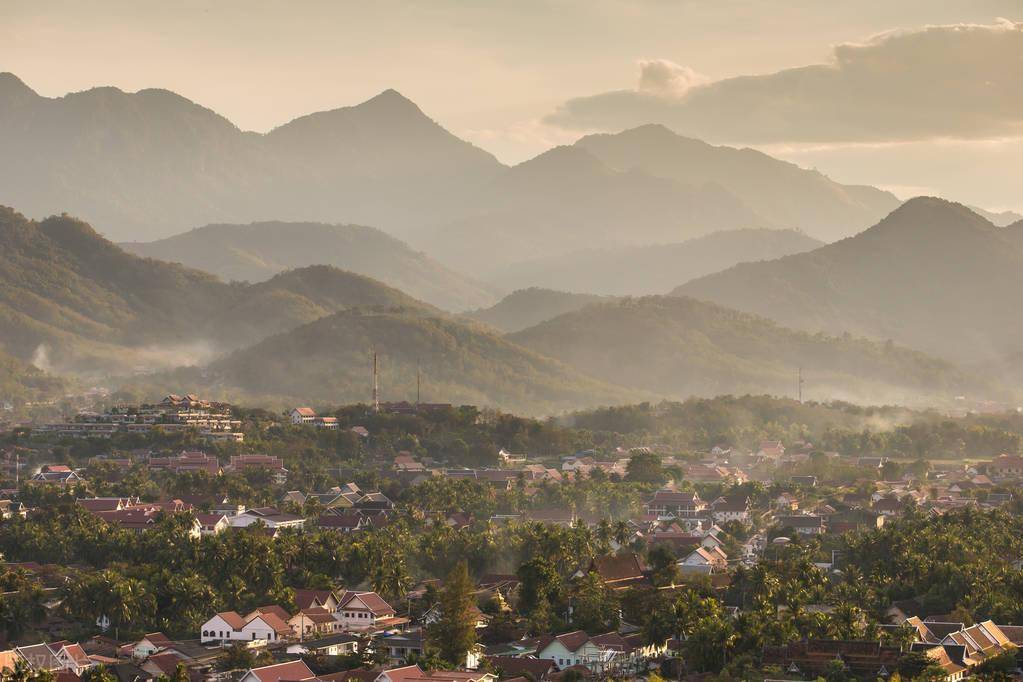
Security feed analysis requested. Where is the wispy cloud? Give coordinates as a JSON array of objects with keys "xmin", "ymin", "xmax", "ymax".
[{"xmin": 546, "ymin": 19, "xmax": 1023, "ymax": 144}]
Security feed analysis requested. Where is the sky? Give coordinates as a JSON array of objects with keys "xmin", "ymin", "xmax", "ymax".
[{"xmin": 3, "ymin": 0, "xmax": 1022, "ymax": 211}]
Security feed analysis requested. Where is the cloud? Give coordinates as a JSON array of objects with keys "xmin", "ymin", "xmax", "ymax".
[
  {"xmin": 546, "ymin": 20, "xmax": 1023, "ymax": 144},
  {"xmin": 637, "ymin": 59, "xmax": 709, "ymax": 96}
]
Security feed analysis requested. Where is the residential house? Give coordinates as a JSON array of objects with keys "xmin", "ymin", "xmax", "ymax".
[
  {"xmin": 644, "ymin": 490, "xmax": 705, "ymax": 518},
  {"xmin": 762, "ymin": 640, "xmax": 901, "ymax": 678},
  {"xmin": 295, "ymin": 589, "xmax": 341, "ymax": 613},
  {"xmin": 199, "ymin": 609, "xmax": 292, "ymax": 644},
  {"xmin": 147, "ymin": 451, "xmax": 220, "ymax": 476},
  {"xmin": 128, "ymin": 633, "xmax": 173, "ymax": 659},
  {"xmin": 711, "ymin": 496, "xmax": 751, "ymax": 524},
  {"xmin": 196, "ymin": 514, "xmax": 230, "ymax": 535},
  {"xmin": 317, "ymin": 513, "xmax": 371, "ymax": 533},
  {"xmin": 230, "ymin": 507, "xmax": 305, "ymax": 530},
  {"xmin": 289, "ymin": 608, "xmax": 340, "ymax": 638},
  {"xmin": 678, "ymin": 547, "xmax": 728, "ymax": 574},
  {"xmin": 287, "ymin": 633, "xmax": 360, "ymax": 657},
  {"xmin": 987, "ymin": 454, "xmax": 1023, "ymax": 480},
  {"xmin": 337, "ymin": 591, "xmax": 398, "ymax": 630},
  {"xmin": 776, "ymin": 515, "xmax": 826, "ymax": 535},
  {"xmin": 484, "ymin": 657, "xmax": 554, "ymax": 682},
  {"xmin": 29, "ymin": 465, "xmax": 85, "ymax": 486},
  {"xmin": 226, "ymin": 455, "xmax": 288, "ymax": 484},
  {"xmin": 583, "ymin": 553, "xmax": 648, "ymax": 590},
  {"xmin": 289, "ymin": 408, "xmax": 317, "ymax": 425}
]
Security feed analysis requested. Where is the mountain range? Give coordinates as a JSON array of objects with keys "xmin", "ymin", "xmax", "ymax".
[
  {"xmin": 2, "ymin": 72, "xmax": 909, "ymax": 261},
  {"xmin": 673, "ymin": 198, "xmax": 1023, "ymax": 365},
  {"xmin": 485, "ymin": 228, "xmax": 823, "ymax": 295},
  {"xmin": 507, "ymin": 295, "xmax": 988, "ymax": 405},
  {"xmin": 0, "ymin": 206, "xmax": 436, "ymax": 373},
  {"xmin": 123, "ymin": 221, "xmax": 498, "ymax": 312},
  {"xmin": 574, "ymin": 125, "xmax": 900, "ymax": 243}
]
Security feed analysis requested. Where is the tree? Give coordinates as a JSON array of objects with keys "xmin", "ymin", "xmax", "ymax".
[
  {"xmin": 648, "ymin": 545, "xmax": 680, "ymax": 587},
  {"xmin": 81, "ymin": 666, "xmax": 116, "ymax": 682},
  {"xmin": 517, "ymin": 556, "xmax": 562, "ymax": 615},
  {"xmin": 221, "ymin": 643, "xmax": 256, "ymax": 671},
  {"xmin": 625, "ymin": 452, "xmax": 666, "ymax": 484},
  {"xmin": 571, "ymin": 571, "xmax": 619, "ymax": 632},
  {"xmin": 170, "ymin": 664, "xmax": 191, "ymax": 682},
  {"xmin": 429, "ymin": 561, "xmax": 477, "ymax": 667}
]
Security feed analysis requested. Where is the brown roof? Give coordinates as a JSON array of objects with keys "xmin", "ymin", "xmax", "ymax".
[
  {"xmin": 339, "ymin": 591, "xmax": 395, "ymax": 616},
  {"xmin": 247, "ymin": 660, "xmax": 315, "ymax": 682},
  {"xmin": 484, "ymin": 656, "xmax": 554, "ymax": 679},
  {"xmin": 251, "ymin": 605, "xmax": 292, "ymax": 623},
  {"xmin": 538, "ymin": 630, "xmax": 590, "ymax": 653},
  {"xmin": 295, "ymin": 589, "xmax": 337, "ymax": 610},
  {"xmin": 296, "ymin": 608, "xmax": 336, "ymax": 625},
  {"xmin": 590, "ymin": 553, "xmax": 647, "ymax": 582},
  {"xmin": 145, "ymin": 652, "xmax": 183, "ymax": 676},
  {"xmin": 215, "ymin": 611, "xmax": 247, "ymax": 630},
  {"xmin": 253, "ymin": 611, "xmax": 293, "ymax": 636}
]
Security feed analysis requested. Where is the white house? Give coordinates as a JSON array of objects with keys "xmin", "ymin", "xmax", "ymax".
[
  {"xmin": 711, "ymin": 496, "xmax": 751, "ymax": 524},
  {"xmin": 535, "ymin": 631, "xmax": 628, "ymax": 674},
  {"xmin": 230, "ymin": 507, "xmax": 305, "ymax": 530},
  {"xmin": 336, "ymin": 591, "xmax": 397, "ymax": 630},
  {"xmin": 129, "ymin": 632, "xmax": 173, "ymax": 659},
  {"xmin": 678, "ymin": 546, "xmax": 728, "ymax": 574},
  {"xmin": 290, "ymin": 408, "xmax": 317, "ymax": 425},
  {"xmin": 200, "ymin": 609, "xmax": 292, "ymax": 644}
]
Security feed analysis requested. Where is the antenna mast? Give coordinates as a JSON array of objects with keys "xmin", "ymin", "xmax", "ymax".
[{"xmin": 372, "ymin": 350, "xmax": 380, "ymax": 413}]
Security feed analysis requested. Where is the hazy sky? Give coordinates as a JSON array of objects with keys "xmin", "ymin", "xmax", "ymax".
[{"xmin": 3, "ymin": 0, "xmax": 1022, "ymax": 211}]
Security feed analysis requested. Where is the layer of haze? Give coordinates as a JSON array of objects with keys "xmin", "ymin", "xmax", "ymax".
[{"xmin": 3, "ymin": 0, "xmax": 1022, "ymax": 211}]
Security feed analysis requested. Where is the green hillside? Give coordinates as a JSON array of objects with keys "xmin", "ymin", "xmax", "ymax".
[
  {"xmin": 508, "ymin": 295, "xmax": 992, "ymax": 406},
  {"xmin": 673, "ymin": 198, "xmax": 1023, "ymax": 364},
  {"xmin": 0, "ymin": 207, "xmax": 445, "ymax": 372},
  {"xmin": 210, "ymin": 308, "xmax": 642, "ymax": 415}
]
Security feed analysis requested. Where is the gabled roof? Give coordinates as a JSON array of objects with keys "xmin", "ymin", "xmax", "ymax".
[
  {"xmin": 16, "ymin": 643, "xmax": 62, "ymax": 671},
  {"xmin": 339, "ymin": 591, "xmax": 395, "ymax": 616},
  {"xmin": 295, "ymin": 589, "xmax": 338, "ymax": 610},
  {"xmin": 250, "ymin": 605, "xmax": 292, "ymax": 623},
  {"xmin": 244, "ymin": 660, "xmax": 315, "ymax": 682},
  {"xmin": 589, "ymin": 553, "xmax": 647, "ymax": 583},
  {"xmin": 212, "ymin": 611, "xmax": 247, "ymax": 630},
  {"xmin": 537, "ymin": 630, "xmax": 591, "ymax": 653}
]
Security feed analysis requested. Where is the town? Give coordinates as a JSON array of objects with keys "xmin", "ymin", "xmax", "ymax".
[{"xmin": 1, "ymin": 394, "xmax": 1022, "ymax": 682}]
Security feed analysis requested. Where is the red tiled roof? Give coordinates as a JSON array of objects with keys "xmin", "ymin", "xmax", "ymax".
[{"xmin": 247, "ymin": 660, "xmax": 315, "ymax": 682}]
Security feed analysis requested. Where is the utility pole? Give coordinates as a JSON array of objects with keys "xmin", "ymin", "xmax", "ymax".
[
  {"xmin": 798, "ymin": 366, "xmax": 804, "ymax": 404},
  {"xmin": 416, "ymin": 360, "xmax": 421, "ymax": 407}
]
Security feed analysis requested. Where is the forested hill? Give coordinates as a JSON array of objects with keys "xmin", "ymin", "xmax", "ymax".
[
  {"xmin": 673, "ymin": 198, "xmax": 1023, "ymax": 364},
  {"xmin": 123, "ymin": 220, "xmax": 499, "ymax": 312},
  {"xmin": 0, "ymin": 207, "xmax": 442, "ymax": 372},
  {"xmin": 508, "ymin": 295, "xmax": 993, "ymax": 405},
  {"xmin": 209, "ymin": 308, "xmax": 643, "ymax": 415}
]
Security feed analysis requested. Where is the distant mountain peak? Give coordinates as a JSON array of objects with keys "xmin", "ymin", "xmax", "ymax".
[
  {"xmin": 874, "ymin": 197, "xmax": 992, "ymax": 235},
  {"xmin": 350, "ymin": 88, "xmax": 428, "ymax": 119},
  {"xmin": 0, "ymin": 72, "xmax": 39, "ymax": 106},
  {"xmin": 511, "ymin": 145, "xmax": 607, "ymax": 175}
]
